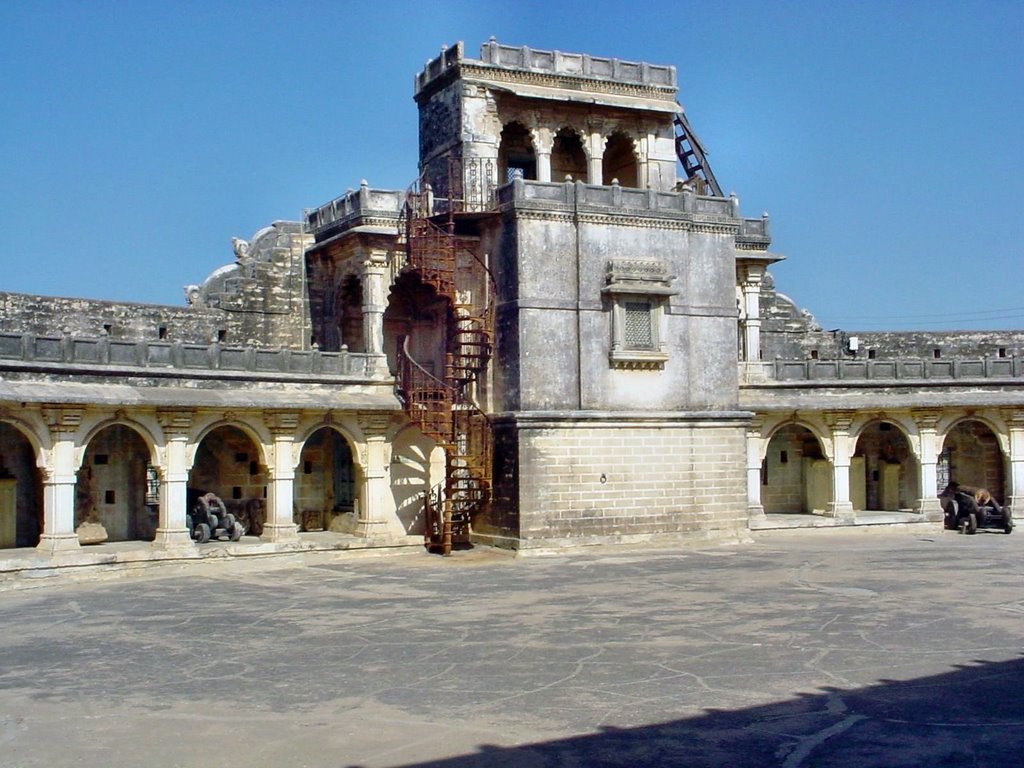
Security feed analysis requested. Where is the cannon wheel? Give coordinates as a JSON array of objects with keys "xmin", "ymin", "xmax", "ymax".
[
  {"xmin": 194, "ymin": 523, "xmax": 211, "ymax": 544},
  {"xmin": 230, "ymin": 521, "xmax": 244, "ymax": 542}
]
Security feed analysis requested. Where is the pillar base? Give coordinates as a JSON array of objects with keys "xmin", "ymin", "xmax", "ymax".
[
  {"xmin": 153, "ymin": 527, "xmax": 195, "ymax": 551},
  {"xmin": 747, "ymin": 504, "xmax": 766, "ymax": 519},
  {"xmin": 826, "ymin": 502, "xmax": 856, "ymax": 524},
  {"xmin": 36, "ymin": 533, "xmax": 81, "ymax": 554},
  {"xmin": 260, "ymin": 523, "xmax": 300, "ymax": 544},
  {"xmin": 914, "ymin": 498, "xmax": 944, "ymax": 522},
  {"xmin": 353, "ymin": 517, "xmax": 403, "ymax": 540}
]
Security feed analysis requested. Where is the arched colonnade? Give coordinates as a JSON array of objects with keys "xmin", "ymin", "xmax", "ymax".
[
  {"xmin": 747, "ymin": 409, "xmax": 1024, "ymax": 520},
  {"xmin": 0, "ymin": 406, "xmax": 441, "ymax": 553}
]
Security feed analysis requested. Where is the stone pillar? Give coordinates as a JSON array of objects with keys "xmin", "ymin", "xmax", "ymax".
[
  {"xmin": 746, "ymin": 418, "xmax": 766, "ymax": 519},
  {"xmin": 154, "ymin": 409, "xmax": 195, "ymax": 550},
  {"xmin": 825, "ymin": 411, "xmax": 856, "ymax": 523},
  {"xmin": 37, "ymin": 406, "xmax": 82, "ymax": 554},
  {"xmin": 1003, "ymin": 408, "xmax": 1024, "ymax": 512},
  {"xmin": 263, "ymin": 411, "xmax": 300, "ymax": 543},
  {"xmin": 532, "ymin": 127, "xmax": 552, "ymax": 183},
  {"xmin": 586, "ymin": 132, "xmax": 606, "ymax": 185},
  {"xmin": 912, "ymin": 409, "xmax": 944, "ymax": 520},
  {"xmin": 362, "ymin": 250, "xmax": 389, "ymax": 376},
  {"xmin": 738, "ymin": 264, "xmax": 765, "ymax": 363},
  {"xmin": 353, "ymin": 414, "xmax": 402, "ymax": 539}
]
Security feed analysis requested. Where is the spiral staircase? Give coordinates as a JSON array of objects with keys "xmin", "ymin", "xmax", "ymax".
[{"xmin": 397, "ymin": 163, "xmax": 495, "ymax": 554}]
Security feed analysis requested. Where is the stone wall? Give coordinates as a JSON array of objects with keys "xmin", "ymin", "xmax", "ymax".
[
  {"xmin": 490, "ymin": 179, "xmax": 747, "ymax": 413},
  {"xmin": 759, "ymin": 271, "xmax": 1024, "ymax": 362},
  {"xmin": 487, "ymin": 415, "xmax": 748, "ymax": 548}
]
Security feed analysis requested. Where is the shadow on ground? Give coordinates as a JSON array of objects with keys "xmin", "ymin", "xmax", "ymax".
[{"xmin": 373, "ymin": 656, "xmax": 1024, "ymax": 768}]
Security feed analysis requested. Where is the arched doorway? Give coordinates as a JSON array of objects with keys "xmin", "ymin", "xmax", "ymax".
[
  {"xmin": 852, "ymin": 421, "xmax": 917, "ymax": 511},
  {"xmin": 498, "ymin": 122, "xmax": 536, "ymax": 182},
  {"xmin": 383, "ymin": 272, "xmax": 452, "ymax": 377},
  {"xmin": 761, "ymin": 424, "xmax": 831, "ymax": 514},
  {"xmin": 602, "ymin": 132, "xmax": 638, "ymax": 187},
  {"xmin": 551, "ymin": 127, "xmax": 587, "ymax": 182},
  {"xmin": 0, "ymin": 422, "xmax": 42, "ymax": 548},
  {"xmin": 295, "ymin": 427, "xmax": 358, "ymax": 532},
  {"xmin": 940, "ymin": 420, "xmax": 1006, "ymax": 502},
  {"xmin": 189, "ymin": 425, "xmax": 267, "ymax": 536},
  {"xmin": 77, "ymin": 424, "xmax": 155, "ymax": 542}
]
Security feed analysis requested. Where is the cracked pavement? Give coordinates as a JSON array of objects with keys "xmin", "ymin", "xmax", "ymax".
[{"xmin": 1, "ymin": 528, "xmax": 1022, "ymax": 767}]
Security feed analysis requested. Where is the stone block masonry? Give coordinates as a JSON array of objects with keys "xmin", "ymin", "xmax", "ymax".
[{"xmin": 486, "ymin": 413, "xmax": 749, "ymax": 549}]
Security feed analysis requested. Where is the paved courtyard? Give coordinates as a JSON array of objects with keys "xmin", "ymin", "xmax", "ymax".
[{"xmin": 1, "ymin": 528, "xmax": 1022, "ymax": 767}]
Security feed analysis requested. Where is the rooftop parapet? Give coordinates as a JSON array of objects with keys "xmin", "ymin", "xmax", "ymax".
[
  {"xmin": 0, "ymin": 332, "xmax": 384, "ymax": 382},
  {"xmin": 494, "ymin": 178, "xmax": 768, "ymax": 235},
  {"xmin": 306, "ymin": 182, "xmax": 403, "ymax": 241},
  {"xmin": 746, "ymin": 356, "xmax": 1024, "ymax": 383},
  {"xmin": 415, "ymin": 39, "xmax": 678, "ymax": 102}
]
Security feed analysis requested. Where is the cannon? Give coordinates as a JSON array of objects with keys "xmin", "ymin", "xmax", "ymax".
[{"xmin": 187, "ymin": 492, "xmax": 244, "ymax": 543}]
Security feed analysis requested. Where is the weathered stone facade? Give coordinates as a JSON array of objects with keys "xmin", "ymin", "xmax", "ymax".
[{"xmin": 1, "ymin": 39, "xmax": 1023, "ymax": 572}]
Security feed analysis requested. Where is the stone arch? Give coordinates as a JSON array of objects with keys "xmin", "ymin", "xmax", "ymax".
[
  {"xmin": 852, "ymin": 420, "xmax": 917, "ymax": 511},
  {"xmin": 602, "ymin": 131, "xmax": 638, "ymax": 187},
  {"xmin": 940, "ymin": 419, "xmax": 1006, "ymax": 503},
  {"xmin": 497, "ymin": 121, "xmax": 536, "ymax": 182},
  {"xmin": 391, "ymin": 425, "xmax": 444, "ymax": 535},
  {"xmin": 77, "ymin": 423, "xmax": 155, "ymax": 542},
  {"xmin": 383, "ymin": 271, "xmax": 453, "ymax": 377},
  {"xmin": 0, "ymin": 421, "xmax": 43, "ymax": 548},
  {"xmin": 550, "ymin": 126, "xmax": 587, "ymax": 182},
  {"xmin": 189, "ymin": 424, "xmax": 268, "ymax": 536},
  {"xmin": 295, "ymin": 426, "xmax": 360, "ymax": 532},
  {"xmin": 761, "ymin": 423, "xmax": 831, "ymax": 514}
]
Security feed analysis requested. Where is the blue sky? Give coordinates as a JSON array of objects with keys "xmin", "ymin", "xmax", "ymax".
[{"xmin": 2, "ymin": 0, "xmax": 1021, "ymax": 330}]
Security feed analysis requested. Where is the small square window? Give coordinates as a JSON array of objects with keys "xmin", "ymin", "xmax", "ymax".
[
  {"xmin": 623, "ymin": 301, "xmax": 654, "ymax": 349},
  {"xmin": 603, "ymin": 259, "xmax": 675, "ymax": 371}
]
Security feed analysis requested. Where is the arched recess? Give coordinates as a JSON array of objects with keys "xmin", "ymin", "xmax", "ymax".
[
  {"xmin": 940, "ymin": 419, "xmax": 1006, "ymax": 503},
  {"xmin": 761, "ymin": 423, "xmax": 831, "ymax": 514},
  {"xmin": 550, "ymin": 127, "xmax": 587, "ymax": 182},
  {"xmin": 390, "ymin": 426, "xmax": 445, "ymax": 535},
  {"xmin": 497, "ymin": 122, "xmax": 536, "ymax": 182},
  {"xmin": 382, "ymin": 272, "xmax": 453, "ymax": 377},
  {"xmin": 295, "ymin": 427, "xmax": 359, "ymax": 532},
  {"xmin": 189, "ymin": 425, "xmax": 267, "ymax": 536},
  {"xmin": 77, "ymin": 424, "xmax": 155, "ymax": 542},
  {"xmin": 851, "ymin": 420, "xmax": 917, "ymax": 511},
  {"xmin": 0, "ymin": 422, "xmax": 43, "ymax": 548},
  {"xmin": 602, "ymin": 132, "xmax": 638, "ymax": 187}
]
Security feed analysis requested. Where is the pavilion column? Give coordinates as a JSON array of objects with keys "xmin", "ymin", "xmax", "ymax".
[
  {"xmin": 825, "ymin": 411, "xmax": 856, "ymax": 523},
  {"xmin": 738, "ymin": 264, "xmax": 765, "ymax": 363},
  {"xmin": 262, "ymin": 411, "xmax": 300, "ymax": 543},
  {"xmin": 586, "ymin": 132, "xmax": 606, "ymax": 185},
  {"xmin": 912, "ymin": 409, "xmax": 944, "ymax": 520},
  {"xmin": 362, "ymin": 250, "xmax": 390, "ymax": 376},
  {"xmin": 36, "ymin": 406, "xmax": 82, "ymax": 554},
  {"xmin": 154, "ymin": 408, "xmax": 195, "ymax": 550},
  {"xmin": 1003, "ymin": 408, "xmax": 1024, "ymax": 512},
  {"xmin": 746, "ymin": 418, "xmax": 766, "ymax": 520},
  {"xmin": 532, "ymin": 127, "xmax": 552, "ymax": 183},
  {"xmin": 353, "ymin": 414, "xmax": 402, "ymax": 539}
]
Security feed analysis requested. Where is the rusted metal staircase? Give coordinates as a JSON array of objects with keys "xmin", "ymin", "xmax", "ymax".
[
  {"xmin": 674, "ymin": 107, "xmax": 724, "ymax": 197},
  {"xmin": 398, "ymin": 163, "xmax": 495, "ymax": 555}
]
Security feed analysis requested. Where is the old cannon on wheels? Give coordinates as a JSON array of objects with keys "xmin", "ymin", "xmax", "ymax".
[
  {"xmin": 939, "ymin": 483, "xmax": 1013, "ymax": 535},
  {"xmin": 187, "ymin": 492, "xmax": 244, "ymax": 543}
]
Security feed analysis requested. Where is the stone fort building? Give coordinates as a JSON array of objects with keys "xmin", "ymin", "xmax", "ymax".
[{"xmin": 2, "ymin": 40, "xmax": 1022, "ymax": 570}]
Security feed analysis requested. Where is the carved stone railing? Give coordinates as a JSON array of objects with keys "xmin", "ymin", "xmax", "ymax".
[
  {"xmin": 494, "ymin": 178, "xmax": 763, "ymax": 224},
  {"xmin": 305, "ymin": 183, "xmax": 402, "ymax": 239},
  {"xmin": 415, "ymin": 40, "xmax": 678, "ymax": 95},
  {"xmin": 746, "ymin": 356, "xmax": 1024, "ymax": 383},
  {"xmin": 0, "ymin": 332, "xmax": 383, "ymax": 379}
]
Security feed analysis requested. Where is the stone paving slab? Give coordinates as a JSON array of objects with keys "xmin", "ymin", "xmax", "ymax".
[{"xmin": 0, "ymin": 528, "xmax": 1021, "ymax": 767}]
